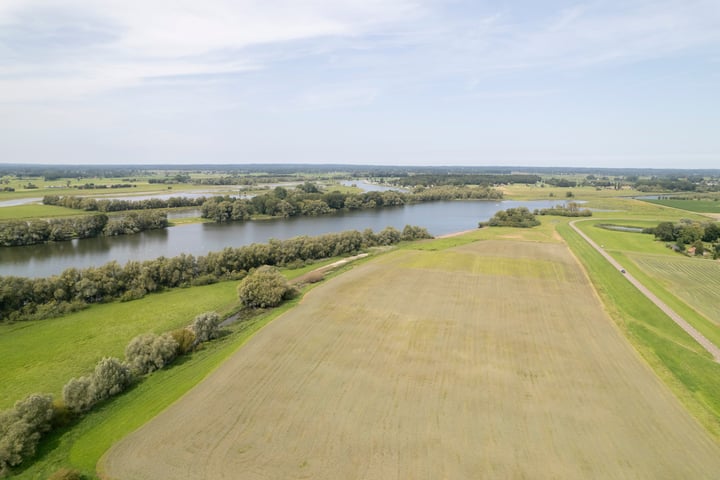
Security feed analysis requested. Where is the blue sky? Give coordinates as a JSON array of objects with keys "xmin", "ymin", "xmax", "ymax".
[{"xmin": 1, "ymin": 0, "xmax": 718, "ymax": 168}]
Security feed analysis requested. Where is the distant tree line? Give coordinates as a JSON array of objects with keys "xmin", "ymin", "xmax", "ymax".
[
  {"xmin": 200, "ymin": 185, "xmax": 502, "ymax": 222},
  {"xmin": 479, "ymin": 207, "xmax": 541, "ymax": 228},
  {"xmin": 43, "ymin": 194, "xmax": 206, "ymax": 212},
  {"xmin": 644, "ymin": 220, "xmax": 720, "ymax": 257},
  {"xmin": 0, "ymin": 211, "xmax": 168, "ymax": 247},
  {"xmin": 0, "ymin": 226, "xmax": 430, "ymax": 322},
  {"xmin": 394, "ymin": 174, "xmax": 541, "ymax": 187},
  {"xmin": 534, "ymin": 202, "xmax": 592, "ymax": 217}
]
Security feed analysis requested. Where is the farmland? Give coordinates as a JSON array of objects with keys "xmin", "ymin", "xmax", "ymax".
[
  {"xmin": 102, "ymin": 237, "xmax": 720, "ymax": 479},
  {"xmin": 629, "ymin": 255, "xmax": 720, "ymax": 325},
  {"xmin": 642, "ymin": 197, "xmax": 720, "ymax": 214}
]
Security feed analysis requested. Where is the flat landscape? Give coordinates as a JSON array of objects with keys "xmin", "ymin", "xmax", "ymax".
[{"xmin": 102, "ymin": 237, "xmax": 720, "ymax": 479}]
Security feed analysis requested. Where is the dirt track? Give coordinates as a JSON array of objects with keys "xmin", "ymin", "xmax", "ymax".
[{"xmin": 102, "ymin": 239, "xmax": 720, "ymax": 479}]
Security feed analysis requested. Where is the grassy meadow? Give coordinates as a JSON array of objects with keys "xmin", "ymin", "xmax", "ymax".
[
  {"xmin": 0, "ymin": 281, "xmax": 240, "ymax": 409},
  {"xmin": 102, "ymin": 234, "xmax": 720, "ymax": 479},
  {"xmin": 643, "ymin": 197, "xmax": 720, "ymax": 213}
]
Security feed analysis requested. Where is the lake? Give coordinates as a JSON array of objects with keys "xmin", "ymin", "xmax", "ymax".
[{"xmin": 0, "ymin": 199, "xmax": 562, "ymax": 278}]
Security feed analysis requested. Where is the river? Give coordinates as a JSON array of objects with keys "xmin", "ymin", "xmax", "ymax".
[{"xmin": 0, "ymin": 199, "xmax": 562, "ymax": 278}]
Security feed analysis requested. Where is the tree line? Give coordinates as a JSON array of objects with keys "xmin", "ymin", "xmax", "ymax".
[
  {"xmin": 43, "ymin": 194, "xmax": 206, "ymax": 212},
  {"xmin": 534, "ymin": 202, "xmax": 592, "ymax": 217},
  {"xmin": 200, "ymin": 185, "xmax": 502, "ymax": 222},
  {"xmin": 394, "ymin": 174, "xmax": 541, "ymax": 187},
  {"xmin": 0, "ymin": 211, "xmax": 168, "ymax": 247},
  {"xmin": 0, "ymin": 226, "xmax": 431, "ymax": 322},
  {"xmin": 644, "ymin": 220, "xmax": 720, "ymax": 257}
]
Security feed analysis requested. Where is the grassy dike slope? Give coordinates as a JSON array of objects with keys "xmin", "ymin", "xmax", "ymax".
[{"xmin": 101, "ymin": 233, "xmax": 720, "ymax": 479}]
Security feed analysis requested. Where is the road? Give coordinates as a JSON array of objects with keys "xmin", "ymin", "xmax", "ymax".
[{"xmin": 569, "ymin": 220, "xmax": 720, "ymax": 363}]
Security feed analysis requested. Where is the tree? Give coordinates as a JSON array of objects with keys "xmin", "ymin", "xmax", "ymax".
[
  {"xmin": 0, "ymin": 410, "xmax": 37, "ymax": 475},
  {"xmin": 125, "ymin": 333, "xmax": 178, "ymax": 375},
  {"xmin": 91, "ymin": 357, "xmax": 132, "ymax": 401},
  {"xmin": 62, "ymin": 376, "xmax": 95, "ymax": 413},
  {"xmin": 0, "ymin": 393, "xmax": 54, "ymax": 475},
  {"xmin": 14, "ymin": 394, "xmax": 54, "ymax": 433},
  {"xmin": 237, "ymin": 266, "xmax": 294, "ymax": 309},
  {"xmin": 191, "ymin": 312, "xmax": 221, "ymax": 344},
  {"xmin": 171, "ymin": 328, "xmax": 196, "ymax": 354}
]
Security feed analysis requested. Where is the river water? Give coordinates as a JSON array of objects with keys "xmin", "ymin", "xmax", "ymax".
[{"xmin": 0, "ymin": 199, "xmax": 562, "ymax": 278}]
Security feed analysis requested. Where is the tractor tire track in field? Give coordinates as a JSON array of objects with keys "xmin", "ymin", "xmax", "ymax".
[{"xmin": 569, "ymin": 220, "xmax": 720, "ymax": 362}]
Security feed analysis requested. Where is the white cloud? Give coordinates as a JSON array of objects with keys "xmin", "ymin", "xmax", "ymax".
[{"xmin": 0, "ymin": 0, "xmax": 422, "ymax": 102}]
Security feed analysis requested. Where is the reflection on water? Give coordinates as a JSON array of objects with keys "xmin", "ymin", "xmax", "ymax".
[{"xmin": 1, "ymin": 200, "xmax": 562, "ymax": 278}]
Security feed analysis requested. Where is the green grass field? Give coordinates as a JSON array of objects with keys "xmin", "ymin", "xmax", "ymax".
[
  {"xmin": 0, "ymin": 204, "xmax": 86, "ymax": 220},
  {"xmin": 0, "ymin": 282, "xmax": 240, "ymax": 410},
  {"xmin": 12, "ymin": 303, "xmax": 293, "ymax": 480},
  {"xmin": 643, "ymin": 198, "xmax": 720, "ymax": 213},
  {"xmin": 628, "ymin": 255, "xmax": 720, "ymax": 324}
]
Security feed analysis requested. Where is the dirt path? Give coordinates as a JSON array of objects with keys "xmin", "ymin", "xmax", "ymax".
[{"xmin": 569, "ymin": 220, "xmax": 720, "ymax": 362}]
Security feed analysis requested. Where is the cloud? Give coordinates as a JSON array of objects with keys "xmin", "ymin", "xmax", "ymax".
[{"xmin": 0, "ymin": 0, "xmax": 422, "ymax": 102}]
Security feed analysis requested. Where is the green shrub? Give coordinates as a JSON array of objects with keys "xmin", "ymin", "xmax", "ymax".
[
  {"xmin": 237, "ymin": 266, "xmax": 294, "ymax": 309},
  {"xmin": 125, "ymin": 333, "xmax": 178, "ymax": 375},
  {"xmin": 191, "ymin": 312, "xmax": 221, "ymax": 344},
  {"xmin": 171, "ymin": 328, "xmax": 196, "ymax": 354}
]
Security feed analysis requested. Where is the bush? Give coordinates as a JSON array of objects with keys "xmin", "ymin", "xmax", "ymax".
[
  {"xmin": 0, "ymin": 394, "xmax": 54, "ymax": 475},
  {"xmin": 62, "ymin": 357, "xmax": 133, "ymax": 414},
  {"xmin": 237, "ymin": 266, "xmax": 293, "ymax": 309},
  {"xmin": 91, "ymin": 357, "xmax": 132, "ymax": 401},
  {"xmin": 481, "ymin": 207, "xmax": 540, "ymax": 228},
  {"xmin": 401, "ymin": 225, "xmax": 433, "ymax": 241},
  {"xmin": 125, "ymin": 333, "xmax": 179, "ymax": 375},
  {"xmin": 171, "ymin": 328, "xmax": 196, "ymax": 354},
  {"xmin": 191, "ymin": 312, "xmax": 221, "ymax": 344},
  {"xmin": 62, "ymin": 376, "xmax": 95, "ymax": 414}
]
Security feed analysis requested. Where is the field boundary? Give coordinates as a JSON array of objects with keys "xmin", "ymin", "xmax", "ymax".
[{"xmin": 570, "ymin": 219, "xmax": 720, "ymax": 362}]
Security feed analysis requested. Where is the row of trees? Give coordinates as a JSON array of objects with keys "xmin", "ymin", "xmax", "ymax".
[
  {"xmin": 394, "ymin": 174, "xmax": 540, "ymax": 187},
  {"xmin": 0, "ymin": 312, "xmax": 222, "ymax": 476},
  {"xmin": 201, "ymin": 185, "xmax": 502, "ymax": 223},
  {"xmin": 479, "ymin": 207, "xmax": 541, "ymax": 228},
  {"xmin": 0, "ymin": 211, "xmax": 168, "ymax": 247},
  {"xmin": 43, "ymin": 195, "xmax": 206, "ymax": 212},
  {"xmin": 534, "ymin": 202, "xmax": 592, "ymax": 217},
  {"xmin": 0, "ymin": 226, "xmax": 430, "ymax": 322}
]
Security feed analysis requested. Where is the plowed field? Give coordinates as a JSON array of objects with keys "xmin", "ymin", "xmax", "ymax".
[{"xmin": 102, "ymin": 240, "xmax": 720, "ymax": 479}]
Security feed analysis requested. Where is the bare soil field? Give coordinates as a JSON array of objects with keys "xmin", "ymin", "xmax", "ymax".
[{"xmin": 102, "ymin": 239, "xmax": 720, "ymax": 479}]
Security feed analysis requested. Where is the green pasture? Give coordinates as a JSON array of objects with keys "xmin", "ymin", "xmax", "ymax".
[
  {"xmin": 558, "ymin": 223, "xmax": 720, "ymax": 439},
  {"xmin": 628, "ymin": 254, "xmax": 720, "ymax": 325},
  {"xmin": 643, "ymin": 198, "xmax": 720, "ymax": 214},
  {"xmin": 0, "ymin": 281, "xmax": 239, "ymax": 409},
  {"xmin": 0, "ymin": 204, "xmax": 86, "ymax": 220},
  {"xmin": 13, "ymin": 303, "xmax": 293, "ymax": 480},
  {"xmin": 621, "ymin": 253, "xmax": 720, "ymax": 346}
]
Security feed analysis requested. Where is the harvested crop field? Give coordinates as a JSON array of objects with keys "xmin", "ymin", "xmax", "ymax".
[{"xmin": 102, "ymin": 239, "xmax": 720, "ymax": 479}]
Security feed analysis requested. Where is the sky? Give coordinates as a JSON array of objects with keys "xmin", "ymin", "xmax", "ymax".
[{"xmin": 0, "ymin": 0, "xmax": 719, "ymax": 168}]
